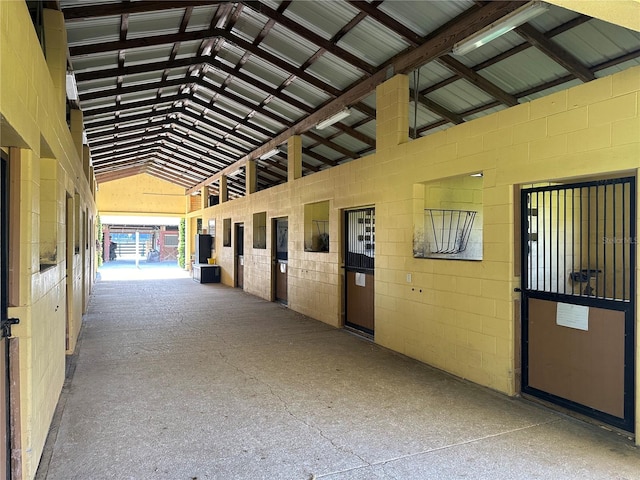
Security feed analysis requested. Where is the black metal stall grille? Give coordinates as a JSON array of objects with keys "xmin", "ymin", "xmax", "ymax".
[
  {"xmin": 524, "ymin": 177, "xmax": 635, "ymax": 301},
  {"xmin": 345, "ymin": 208, "xmax": 375, "ymax": 272}
]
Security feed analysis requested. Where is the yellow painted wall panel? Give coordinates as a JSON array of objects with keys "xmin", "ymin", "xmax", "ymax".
[
  {"xmin": 2, "ymin": 3, "xmax": 98, "ymax": 477},
  {"xmin": 548, "ymin": 107, "xmax": 589, "ymax": 136},
  {"xmin": 497, "ymin": 102, "xmax": 530, "ymax": 129},
  {"xmin": 530, "ymin": 90, "xmax": 568, "ymax": 120},
  {"xmin": 513, "ymin": 118, "xmax": 547, "ymax": 144},
  {"xmin": 530, "ymin": 134, "xmax": 568, "ymax": 161},
  {"xmin": 567, "ymin": 76, "xmax": 613, "ymax": 109},
  {"xmin": 612, "ymin": 117, "xmax": 640, "ymax": 146},
  {"xmin": 483, "ymin": 128, "xmax": 513, "ymax": 151},
  {"xmin": 567, "ymin": 124, "xmax": 612, "ymax": 152},
  {"xmin": 611, "ymin": 66, "xmax": 640, "ymax": 97},
  {"xmin": 98, "ymin": 174, "xmax": 186, "ymax": 215},
  {"xmin": 588, "ymin": 92, "xmax": 638, "ymax": 127}
]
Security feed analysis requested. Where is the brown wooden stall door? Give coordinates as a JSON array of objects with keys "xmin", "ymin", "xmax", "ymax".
[
  {"xmin": 528, "ymin": 298, "xmax": 625, "ymax": 418},
  {"xmin": 346, "ymin": 271, "xmax": 374, "ymax": 332},
  {"xmin": 236, "ymin": 257, "xmax": 244, "ymax": 289}
]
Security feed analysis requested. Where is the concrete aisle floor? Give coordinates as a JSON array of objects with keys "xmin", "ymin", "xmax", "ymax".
[{"xmin": 37, "ymin": 269, "xmax": 640, "ymax": 480}]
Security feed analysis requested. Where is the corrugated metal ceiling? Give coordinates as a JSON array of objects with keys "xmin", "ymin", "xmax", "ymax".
[{"xmin": 57, "ymin": 0, "xmax": 639, "ymax": 196}]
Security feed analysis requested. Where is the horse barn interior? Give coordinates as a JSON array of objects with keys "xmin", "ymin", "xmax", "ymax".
[{"xmin": 1, "ymin": 0, "xmax": 640, "ymax": 478}]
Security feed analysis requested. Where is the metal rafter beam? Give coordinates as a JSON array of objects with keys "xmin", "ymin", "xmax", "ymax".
[
  {"xmin": 515, "ymin": 23, "xmax": 595, "ymax": 83},
  {"xmin": 243, "ymin": 1, "xmax": 376, "ymax": 75},
  {"xmin": 62, "ymin": 1, "xmax": 217, "ymax": 20},
  {"xmin": 87, "ymin": 107, "xmax": 261, "ymax": 149},
  {"xmin": 186, "ymin": 0, "xmax": 527, "ymax": 194},
  {"xmin": 71, "ymin": 28, "xmax": 343, "ymax": 97},
  {"xmin": 414, "ymin": 91, "xmax": 464, "ymax": 125},
  {"xmin": 347, "ymin": 0, "xmax": 422, "ymax": 47},
  {"xmin": 422, "ymin": 15, "xmax": 594, "ymax": 96},
  {"xmin": 437, "ymin": 55, "xmax": 518, "ymax": 107}
]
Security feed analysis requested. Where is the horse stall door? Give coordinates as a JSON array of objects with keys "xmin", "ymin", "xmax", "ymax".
[
  {"xmin": 274, "ymin": 218, "xmax": 288, "ymax": 304},
  {"xmin": 521, "ymin": 177, "xmax": 635, "ymax": 432},
  {"xmin": 344, "ymin": 208, "xmax": 375, "ymax": 336},
  {"xmin": 235, "ymin": 223, "xmax": 244, "ymax": 289},
  {"xmin": 1, "ymin": 155, "xmax": 11, "ymax": 479}
]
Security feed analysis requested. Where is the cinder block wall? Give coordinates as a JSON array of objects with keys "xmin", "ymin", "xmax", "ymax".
[
  {"xmin": 97, "ymin": 174, "xmax": 186, "ymax": 216},
  {"xmin": 196, "ymin": 66, "xmax": 639, "ymax": 435},
  {"xmin": 1, "ymin": 3, "xmax": 98, "ymax": 478}
]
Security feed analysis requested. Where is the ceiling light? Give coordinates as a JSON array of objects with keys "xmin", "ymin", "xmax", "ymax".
[
  {"xmin": 66, "ymin": 72, "xmax": 78, "ymax": 101},
  {"xmin": 316, "ymin": 108, "xmax": 352, "ymax": 130},
  {"xmin": 470, "ymin": 173, "xmax": 483, "ymax": 177},
  {"xmin": 260, "ymin": 149, "xmax": 279, "ymax": 160},
  {"xmin": 452, "ymin": 1, "xmax": 548, "ymax": 56}
]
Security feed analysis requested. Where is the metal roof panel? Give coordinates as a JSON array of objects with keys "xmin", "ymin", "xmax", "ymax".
[
  {"xmin": 66, "ymin": 17, "xmax": 120, "ymax": 45},
  {"xmin": 378, "ymin": 0, "xmax": 472, "ymax": 37},
  {"xmin": 338, "ymin": 16, "xmax": 408, "ymax": 67},
  {"xmin": 481, "ymin": 47, "xmax": 571, "ymax": 94},
  {"xmin": 305, "ymin": 53, "xmax": 363, "ymax": 90},
  {"xmin": 284, "ymin": 0, "xmax": 359, "ymax": 40},
  {"xmin": 126, "ymin": 10, "xmax": 183, "ymax": 38}
]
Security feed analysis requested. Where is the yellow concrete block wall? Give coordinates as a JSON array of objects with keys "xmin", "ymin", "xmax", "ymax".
[
  {"xmin": 196, "ymin": 67, "xmax": 639, "ymax": 416},
  {"xmin": 97, "ymin": 173, "xmax": 186, "ymax": 216},
  {"xmin": 1, "ymin": 3, "xmax": 97, "ymax": 478}
]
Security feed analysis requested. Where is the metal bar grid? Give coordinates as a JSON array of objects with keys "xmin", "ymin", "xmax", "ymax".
[
  {"xmin": 425, "ymin": 209, "xmax": 476, "ymax": 254},
  {"xmin": 523, "ymin": 177, "xmax": 634, "ymax": 302},
  {"xmin": 345, "ymin": 208, "xmax": 375, "ymax": 271}
]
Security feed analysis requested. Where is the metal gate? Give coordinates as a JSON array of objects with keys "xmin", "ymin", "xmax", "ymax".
[
  {"xmin": 274, "ymin": 218, "xmax": 288, "ymax": 304},
  {"xmin": 1, "ymin": 154, "xmax": 18, "ymax": 479},
  {"xmin": 344, "ymin": 208, "xmax": 375, "ymax": 335},
  {"xmin": 521, "ymin": 177, "xmax": 635, "ymax": 432},
  {"xmin": 235, "ymin": 223, "xmax": 244, "ymax": 289}
]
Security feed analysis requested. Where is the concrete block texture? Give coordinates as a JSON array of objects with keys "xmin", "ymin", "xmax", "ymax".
[{"xmin": 37, "ymin": 272, "xmax": 640, "ymax": 480}]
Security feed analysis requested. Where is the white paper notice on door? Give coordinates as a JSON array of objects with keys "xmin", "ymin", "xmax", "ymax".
[
  {"xmin": 280, "ymin": 262, "xmax": 286, "ymax": 273},
  {"xmin": 355, "ymin": 272, "xmax": 366, "ymax": 287},
  {"xmin": 556, "ymin": 302, "xmax": 589, "ymax": 331}
]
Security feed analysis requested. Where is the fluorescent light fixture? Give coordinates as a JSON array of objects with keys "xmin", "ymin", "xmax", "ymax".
[
  {"xmin": 452, "ymin": 1, "xmax": 548, "ymax": 56},
  {"xmin": 260, "ymin": 149, "xmax": 279, "ymax": 160},
  {"xmin": 470, "ymin": 172, "xmax": 483, "ymax": 177},
  {"xmin": 66, "ymin": 72, "xmax": 78, "ymax": 101},
  {"xmin": 316, "ymin": 108, "xmax": 351, "ymax": 130}
]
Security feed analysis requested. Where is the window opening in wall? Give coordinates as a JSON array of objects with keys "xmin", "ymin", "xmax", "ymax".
[
  {"xmin": 196, "ymin": 218, "xmax": 203, "ymax": 235},
  {"xmin": 74, "ymin": 193, "xmax": 80, "ymax": 254},
  {"xmin": 85, "ymin": 208, "xmax": 89, "ymax": 250},
  {"xmin": 223, "ymin": 218, "xmax": 231, "ymax": 247},
  {"xmin": 253, "ymin": 212, "xmax": 267, "ymax": 249},
  {"xmin": 304, "ymin": 200, "xmax": 330, "ymax": 252},
  {"xmin": 413, "ymin": 174, "xmax": 483, "ymax": 260},
  {"xmin": 40, "ymin": 159, "xmax": 58, "ymax": 271}
]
